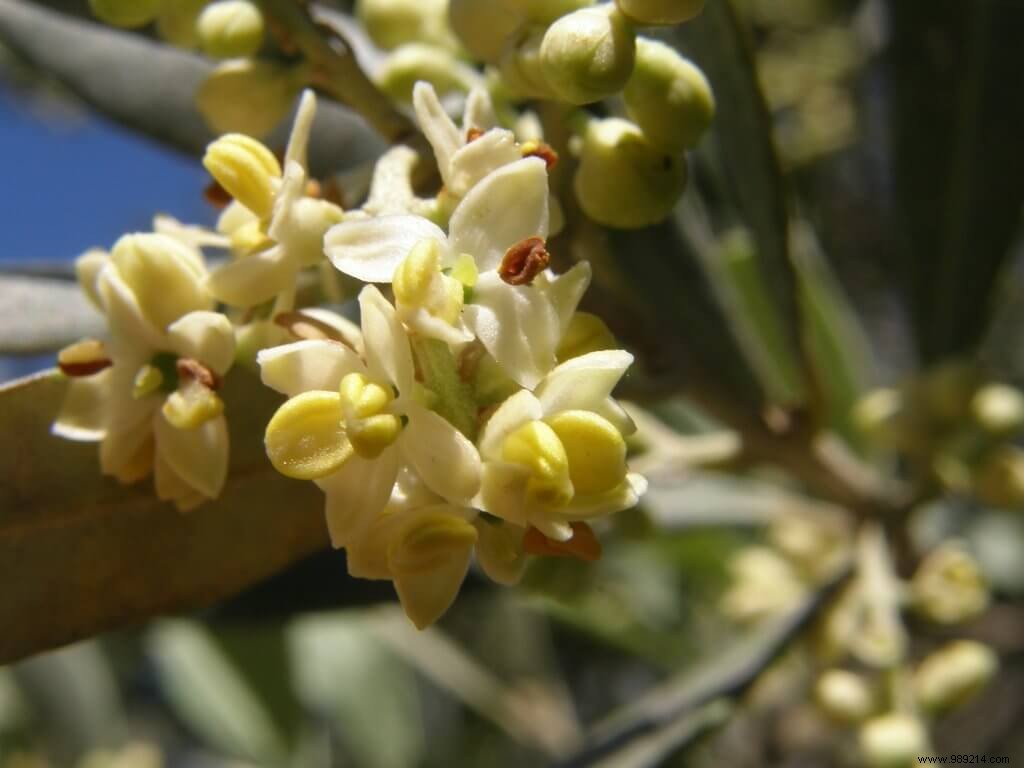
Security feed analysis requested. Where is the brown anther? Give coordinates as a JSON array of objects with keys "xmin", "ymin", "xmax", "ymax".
[
  {"xmin": 521, "ymin": 141, "xmax": 559, "ymax": 169},
  {"xmin": 319, "ymin": 178, "xmax": 344, "ymax": 206},
  {"xmin": 305, "ymin": 179, "xmax": 322, "ymax": 198},
  {"xmin": 499, "ymin": 236, "xmax": 550, "ymax": 286},
  {"xmin": 58, "ymin": 339, "xmax": 112, "ymax": 377},
  {"xmin": 457, "ymin": 343, "xmax": 485, "ymax": 383},
  {"xmin": 466, "ymin": 127, "xmax": 484, "ymax": 143},
  {"xmin": 203, "ymin": 179, "xmax": 232, "ymax": 210},
  {"xmin": 273, "ymin": 311, "xmax": 356, "ymax": 350},
  {"xmin": 176, "ymin": 358, "xmax": 221, "ymax": 391},
  {"xmin": 523, "ymin": 522, "xmax": 602, "ymax": 562}
]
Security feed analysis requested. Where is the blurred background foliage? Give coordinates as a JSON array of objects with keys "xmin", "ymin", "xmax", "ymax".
[{"xmin": 1, "ymin": 0, "xmax": 1024, "ymax": 766}]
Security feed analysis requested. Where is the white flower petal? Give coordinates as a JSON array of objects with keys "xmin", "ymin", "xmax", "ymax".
[
  {"xmin": 556, "ymin": 473, "xmax": 647, "ymax": 521},
  {"xmin": 257, "ymin": 339, "xmax": 365, "ymax": 397},
  {"xmin": 474, "ymin": 460, "xmax": 530, "ymax": 527},
  {"xmin": 316, "ymin": 448, "xmax": 401, "ymax": 548},
  {"xmin": 535, "ymin": 261, "xmax": 592, "ymax": 334},
  {"xmin": 268, "ymin": 161, "xmax": 307, "ymax": 244},
  {"xmin": 463, "ymin": 272, "xmax": 561, "ymax": 388},
  {"xmin": 52, "ymin": 369, "xmax": 112, "ymax": 441},
  {"xmin": 154, "ymin": 449, "xmax": 197, "ymax": 507},
  {"xmin": 285, "ymin": 89, "xmax": 317, "ymax": 169},
  {"xmin": 75, "ymin": 248, "xmax": 109, "ymax": 309},
  {"xmin": 449, "ymin": 158, "xmax": 550, "ymax": 272},
  {"xmin": 296, "ymin": 308, "xmax": 364, "ymax": 355},
  {"xmin": 324, "ymin": 215, "xmax": 448, "ymax": 283},
  {"xmin": 399, "ymin": 402, "xmax": 481, "ymax": 504},
  {"xmin": 463, "ymin": 87, "xmax": 498, "ymax": 133},
  {"xmin": 477, "ymin": 389, "xmax": 543, "ymax": 460},
  {"xmin": 359, "ymin": 285, "xmax": 414, "ymax": 393},
  {"xmin": 167, "ymin": 311, "xmax": 236, "ymax": 375},
  {"xmin": 474, "ymin": 519, "xmax": 526, "ymax": 586},
  {"xmin": 413, "ymin": 81, "xmax": 463, "ymax": 186},
  {"xmin": 535, "ymin": 349, "xmax": 634, "ymax": 417},
  {"xmin": 153, "ymin": 215, "xmax": 229, "ymax": 249},
  {"xmin": 154, "ymin": 411, "xmax": 229, "ymax": 499},
  {"xmin": 100, "ymin": 409, "xmax": 155, "ymax": 481},
  {"xmin": 398, "ymin": 306, "xmax": 474, "ymax": 346},
  {"xmin": 447, "ymin": 129, "xmax": 522, "ymax": 199},
  {"xmin": 217, "ymin": 200, "xmax": 258, "ymax": 236},
  {"xmin": 364, "ymin": 146, "xmax": 420, "ymax": 217},
  {"xmin": 206, "ymin": 246, "xmax": 293, "ymax": 308},
  {"xmin": 392, "ymin": 533, "xmax": 474, "ymax": 629},
  {"xmin": 97, "ymin": 266, "xmax": 165, "ymax": 356}
]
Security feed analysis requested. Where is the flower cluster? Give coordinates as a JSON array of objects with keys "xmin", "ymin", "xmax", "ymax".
[{"xmin": 54, "ymin": 83, "xmax": 646, "ymax": 628}]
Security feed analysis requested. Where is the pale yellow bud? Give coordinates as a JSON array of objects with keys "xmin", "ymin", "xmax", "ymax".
[
  {"xmin": 448, "ymin": 0, "xmax": 523, "ymax": 63},
  {"xmin": 615, "ymin": 0, "xmax": 704, "ymax": 26},
  {"xmin": 915, "ymin": 640, "xmax": 997, "ymax": 714},
  {"xmin": 357, "ymin": 0, "xmax": 455, "ymax": 51},
  {"xmin": 338, "ymin": 372, "xmax": 402, "ymax": 459},
  {"xmin": 286, "ymin": 198, "xmax": 345, "ymax": 268},
  {"xmin": 378, "ymin": 44, "xmax": 481, "ymax": 103},
  {"xmin": 815, "ymin": 669, "xmax": 874, "ymax": 724},
  {"xmin": 574, "ymin": 117, "xmax": 687, "ymax": 229},
  {"xmin": 540, "ymin": 6, "xmax": 636, "ymax": 105},
  {"xmin": 624, "ymin": 38, "xmax": 713, "ymax": 152},
  {"xmin": 162, "ymin": 379, "xmax": 224, "ymax": 430},
  {"xmin": 545, "ymin": 410, "xmax": 627, "ymax": 495},
  {"xmin": 911, "ymin": 542, "xmax": 989, "ymax": 625},
  {"xmin": 502, "ymin": 420, "xmax": 574, "ymax": 507},
  {"xmin": 972, "ymin": 383, "xmax": 1024, "ymax": 436},
  {"xmin": 157, "ymin": 0, "xmax": 208, "ymax": 49},
  {"xmin": 197, "ymin": 0, "xmax": 265, "ymax": 59},
  {"xmin": 196, "ymin": 60, "xmax": 305, "ymax": 139},
  {"xmin": 203, "ymin": 134, "xmax": 282, "ymax": 219},
  {"xmin": 853, "ymin": 388, "xmax": 910, "ymax": 448},
  {"xmin": 265, "ymin": 390, "xmax": 354, "ymax": 480},
  {"xmin": 500, "ymin": 27, "xmax": 557, "ymax": 100},
  {"xmin": 556, "ymin": 312, "xmax": 616, "ymax": 362},
  {"xmin": 90, "ymin": 0, "xmax": 161, "ymax": 28},
  {"xmin": 858, "ymin": 713, "xmax": 928, "ymax": 768}
]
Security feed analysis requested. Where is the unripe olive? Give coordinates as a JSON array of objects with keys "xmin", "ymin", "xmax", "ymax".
[
  {"xmin": 89, "ymin": 0, "xmax": 162, "ymax": 28},
  {"xmin": 625, "ymin": 38, "xmax": 714, "ymax": 152},
  {"xmin": 574, "ymin": 117, "xmax": 687, "ymax": 229},
  {"xmin": 197, "ymin": 0, "xmax": 265, "ymax": 59},
  {"xmin": 540, "ymin": 5, "xmax": 636, "ymax": 105},
  {"xmin": 615, "ymin": 0, "xmax": 704, "ymax": 26}
]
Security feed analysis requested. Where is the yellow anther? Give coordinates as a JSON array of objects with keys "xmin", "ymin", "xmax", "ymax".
[
  {"xmin": 437, "ymin": 274, "xmax": 466, "ymax": 325},
  {"xmin": 556, "ymin": 312, "xmax": 617, "ymax": 362},
  {"xmin": 502, "ymin": 420, "xmax": 574, "ymax": 508},
  {"xmin": 450, "ymin": 253, "xmax": 478, "ymax": 289},
  {"xmin": 339, "ymin": 372, "xmax": 393, "ymax": 419},
  {"xmin": 132, "ymin": 364, "xmax": 164, "ymax": 399},
  {"xmin": 338, "ymin": 372, "xmax": 401, "ymax": 458},
  {"xmin": 265, "ymin": 390, "xmax": 353, "ymax": 480},
  {"xmin": 203, "ymin": 134, "xmax": 282, "ymax": 219},
  {"xmin": 546, "ymin": 410, "xmax": 627, "ymax": 495},
  {"xmin": 388, "ymin": 513, "xmax": 479, "ymax": 574},
  {"xmin": 162, "ymin": 379, "xmax": 224, "ymax": 430},
  {"xmin": 393, "ymin": 239, "xmax": 442, "ymax": 307},
  {"xmin": 348, "ymin": 413, "xmax": 403, "ymax": 459}
]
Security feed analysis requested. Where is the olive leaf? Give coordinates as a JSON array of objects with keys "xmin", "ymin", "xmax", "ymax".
[
  {"xmin": 0, "ymin": 275, "xmax": 104, "ymax": 355},
  {"xmin": 0, "ymin": 0, "xmax": 383, "ymax": 173},
  {"xmin": 0, "ymin": 368, "xmax": 329, "ymax": 665}
]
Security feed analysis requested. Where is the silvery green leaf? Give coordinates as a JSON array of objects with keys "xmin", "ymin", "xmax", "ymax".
[{"xmin": 0, "ymin": 275, "xmax": 104, "ymax": 355}]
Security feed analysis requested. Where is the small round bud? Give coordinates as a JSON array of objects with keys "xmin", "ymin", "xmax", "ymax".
[
  {"xmin": 815, "ymin": 669, "xmax": 874, "ymax": 724},
  {"xmin": 915, "ymin": 640, "xmax": 997, "ymax": 714},
  {"xmin": 377, "ymin": 44, "xmax": 480, "ymax": 103},
  {"xmin": 357, "ymin": 0, "xmax": 455, "ymax": 52},
  {"xmin": 197, "ymin": 1, "xmax": 265, "ymax": 59},
  {"xmin": 972, "ymin": 383, "xmax": 1024, "ymax": 436},
  {"xmin": 974, "ymin": 445, "xmax": 1024, "ymax": 509},
  {"xmin": 852, "ymin": 388, "xmax": 920, "ymax": 451},
  {"xmin": 859, "ymin": 713, "xmax": 928, "ymax": 768},
  {"xmin": 920, "ymin": 360, "xmax": 979, "ymax": 428},
  {"xmin": 196, "ymin": 60, "xmax": 305, "ymax": 138},
  {"xmin": 721, "ymin": 547, "xmax": 804, "ymax": 623},
  {"xmin": 574, "ymin": 117, "xmax": 687, "ymax": 229},
  {"xmin": 624, "ymin": 38, "xmax": 714, "ymax": 152},
  {"xmin": 615, "ymin": 0, "xmax": 704, "ymax": 26},
  {"xmin": 157, "ymin": 0, "xmax": 208, "ymax": 49},
  {"xmin": 506, "ymin": 0, "xmax": 594, "ymax": 24},
  {"xmin": 448, "ymin": 0, "xmax": 523, "ymax": 63},
  {"xmin": 500, "ymin": 27, "xmax": 557, "ymax": 100},
  {"xmin": 911, "ymin": 542, "xmax": 989, "ymax": 625},
  {"xmin": 540, "ymin": 6, "xmax": 636, "ymax": 105},
  {"xmin": 89, "ymin": 0, "xmax": 161, "ymax": 28}
]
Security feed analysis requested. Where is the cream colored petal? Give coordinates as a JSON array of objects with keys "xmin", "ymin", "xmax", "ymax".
[
  {"xmin": 97, "ymin": 266, "xmax": 165, "ymax": 356},
  {"xmin": 447, "ymin": 129, "xmax": 522, "ymax": 199},
  {"xmin": 555, "ymin": 472, "xmax": 647, "ymax": 522},
  {"xmin": 100, "ymin": 410, "xmax": 155, "ymax": 481},
  {"xmin": 359, "ymin": 285, "xmax": 414, "ymax": 393},
  {"xmin": 463, "ymin": 271, "xmax": 561, "ymax": 388},
  {"xmin": 153, "ymin": 214, "xmax": 230, "ymax": 249},
  {"xmin": 535, "ymin": 262, "xmax": 592, "ymax": 335},
  {"xmin": 474, "ymin": 460, "xmax": 530, "ymax": 527},
  {"xmin": 398, "ymin": 306, "xmax": 474, "ymax": 346},
  {"xmin": 477, "ymin": 389, "xmax": 543, "ymax": 460},
  {"xmin": 52, "ymin": 369, "xmax": 112, "ymax": 441},
  {"xmin": 474, "ymin": 519, "xmax": 526, "ymax": 586},
  {"xmin": 535, "ymin": 349, "xmax": 634, "ymax": 418},
  {"xmin": 167, "ymin": 311, "xmax": 236, "ymax": 375},
  {"xmin": 75, "ymin": 248, "xmax": 109, "ymax": 309},
  {"xmin": 316, "ymin": 448, "xmax": 401, "ymax": 548},
  {"xmin": 154, "ymin": 410, "xmax": 229, "ymax": 499},
  {"xmin": 267, "ymin": 161, "xmax": 307, "ymax": 244},
  {"xmin": 324, "ymin": 215, "xmax": 449, "ymax": 283},
  {"xmin": 217, "ymin": 200, "xmax": 259, "ymax": 235},
  {"xmin": 206, "ymin": 246, "xmax": 293, "ymax": 308},
  {"xmin": 284, "ymin": 89, "xmax": 317, "ymax": 169},
  {"xmin": 154, "ymin": 449, "xmax": 199, "ymax": 507},
  {"xmin": 448, "ymin": 158, "xmax": 549, "ymax": 272},
  {"xmin": 391, "ymin": 523, "xmax": 475, "ymax": 629},
  {"xmin": 413, "ymin": 81, "xmax": 463, "ymax": 185},
  {"xmin": 363, "ymin": 146, "xmax": 420, "ymax": 217},
  {"xmin": 462, "ymin": 87, "xmax": 498, "ymax": 133},
  {"xmin": 257, "ymin": 340, "xmax": 365, "ymax": 397},
  {"xmin": 297, "ymin": 308, "xmax": 364, "ymax": 355},
  {"xmin": 400, "ymin": 402, "xmax": 482, "ymax": 504}
]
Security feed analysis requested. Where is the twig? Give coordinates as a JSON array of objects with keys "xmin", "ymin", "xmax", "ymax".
[{"xmin": 557, "ymin": 561, "xmax": 853, "ymax": 767}]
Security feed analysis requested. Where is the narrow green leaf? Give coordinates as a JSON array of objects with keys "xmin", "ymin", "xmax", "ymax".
[
  {"xmin": 0, "ymin": 368, "xmax": 328, "ymax": 664},
  {"xmin": 0, "ymin": 275, "xmax": 104, "ymax": 355}
]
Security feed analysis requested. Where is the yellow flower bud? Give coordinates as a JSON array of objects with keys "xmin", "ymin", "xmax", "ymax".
[
  {"xmin": 911, "ymin": 542, "xmax": 989, "ymax": 625},
  {"xmin": 110, "ymin": 233, "xmax": 210, "ymax": 330},
  {"xmin": 502, "ymin": 420, "xmax": 574, "ymax": 508},
  {"xmin": 157, "ymin": 0, "xmax": 208, "ymax": 49},
  {"xmin": 162, "ymin": 379, "xmax": 224, "ymax": 430},
  {"xmin": 972, "ymin": 383, "xmax": 1024, "ymax": 436},
  {"xmin": 285, "ymin": 198, "xmax": 345, "ymax": 268},
  {"xmin": 377, "ymin": 44, "xmax": 480, "ymax": 103},
  {"xmin": 815, "ymin": 669, "xmax": 874, "ymax": 724},
  {"xmin": 448, "ymin": 0, "xmax": 523, "ymax": 63},
  {"xmin": 540, "ymin": 6, "xmax": 636, "ymax": 105},
  {"xmin": 615, "ymin": 0, "xmax": 704, "ymax": 26},
  {"xmin": 338, "ymin": 373, "xmax": 402, "ymax": 459},
  {"xmin": 859, "ymin": 714, "xmax": 929, "ymax": 768},
  {"xmin": 556, "ymin": 312, "xmax": 616, "ymax": 362},
  {"xmin": 203, "ymin": 134, "xmax": 282, "ymax": 219},
  {"xmin": 574, "ymin": 117, "xmax": 687, "ymax": 229},
  {"xmin": 625, "ymin": 38, "xmax": 713, "ymax": 152},
  {"xmin": 545, "ymin": 410, "xmax": 627, "ymax": 496},
  {"xmin": 197, "ymin": 0, "xmax": 265, "ymax": 59},
  {"xmin": 196, "ymin": 60, "xmax": 305, "ymax": 139},
  {"xmin": 265, "ymin": 390, "xmax": 354, "ymax": 480},
  {"xmin": 89, "ymin": 0, "xmax": 161, "ymax": 28},
  {"xmin": 358, "ymin": 0, "xmax": 456, "ymax": 51},
  {"xmin": 915, "ymin": 640, "xmax": 997, "ymax": 714}
]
